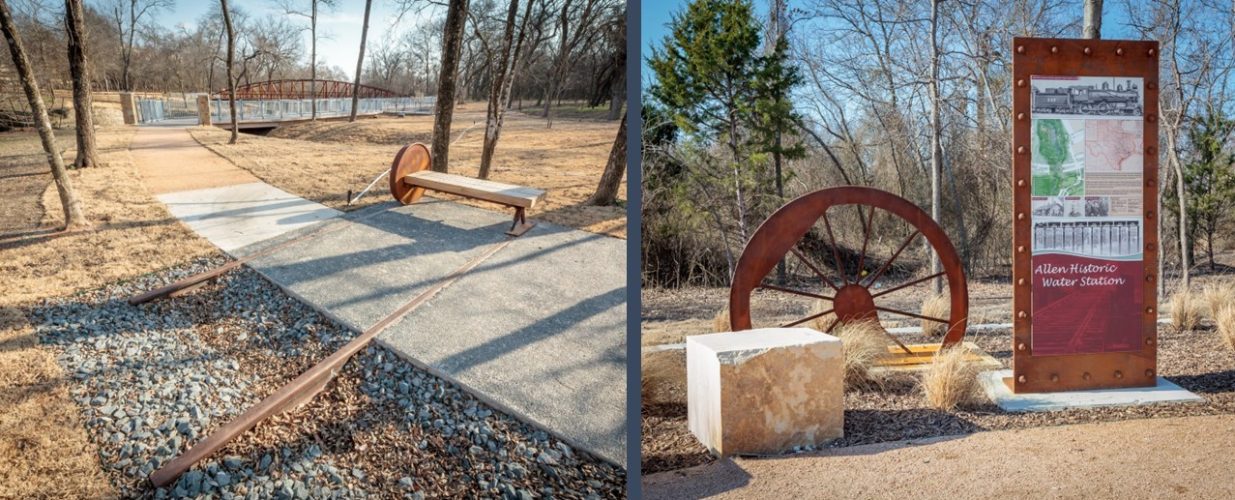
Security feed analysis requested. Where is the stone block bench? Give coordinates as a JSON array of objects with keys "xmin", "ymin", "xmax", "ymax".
[{"xmin": 687, "ymin": 328, "xmax": 844, "ymax": 456}]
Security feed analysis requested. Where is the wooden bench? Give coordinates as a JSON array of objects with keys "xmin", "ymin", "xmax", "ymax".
[{"xmin": 388, "ymin": 143, "xmax": 547, "ymax": 236}]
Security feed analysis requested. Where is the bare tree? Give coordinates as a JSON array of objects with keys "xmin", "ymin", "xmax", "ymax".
[
  {"xmin": 221, "ymin": 0, "xmax": 238, "ymax": 144},
  {"xmin": 277, "ymin": 0, "xmax": 334, "ymax": 120},
  {"xmin": 65, "ymin": 0, "xmax": 98, "ymax": 168},
  {"xmin": 430, "ymin": 0, "xmax": 470, "ymax": 173},
  {"xmin": 1, "ymin": 0, "xmax": 89, "ymax": 229},
  {"xmin": 541, "ymin": 0, "xmax": 607, "ymax": 127},
  {"xmin": 1083, "ymin": 0, "xmax": 1102, "ymax": 38},
  {"xmin": 109, "ymin": 0, "xmax": 173, "ymax": 90},
  {"xmin": 928, "ymin": 0, "xmax": 944, "ymax": 293},
  {"xmin": 478, "ymin": 0, "xmax": 531, "ymax": 179},
  {"xmin": 585, "ymin": 113, "xmax": 625, "ymax": 205},
  {"xmin": 348, "ymin": 0, "xmax": 373, "ymax": 122}
]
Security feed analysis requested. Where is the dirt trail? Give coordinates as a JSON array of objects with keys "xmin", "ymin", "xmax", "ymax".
[
  {"xmin": 131, "ymin": 125, "xmax": 258, "ymax": 194},
  {"xmin": 644, "ymin": 412, "xmax": 1235, "ymax": 499}
]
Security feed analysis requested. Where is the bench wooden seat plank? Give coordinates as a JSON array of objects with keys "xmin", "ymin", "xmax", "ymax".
[
  {"xmin": 404, "ymin": 171, "xmax": 546, "ymax": 209},
  {"xmin": 388, "ymin": 142, "xmax": 546, "ymax": 236}
]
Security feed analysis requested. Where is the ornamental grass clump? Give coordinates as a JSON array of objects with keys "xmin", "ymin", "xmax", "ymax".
[
  {"xmin": 1169, "ymin": 289, "xmax": 1203, "ymax": 332},
  {"xmin": 921, "ymin": 293, "xmax": 950, "ymax": 337},
  {"xmin": 921, "ymin": 345, "xmax": 981, "ymax": 411},
  {"xmin": 1200, "ymin": 282, "xmax": 1235, "ymax": 321},
  {"xmin": 833, "ymin": 320, "xmax": 888, "ymax": 390},
  {"xmin": 1216, "ymin": 305, "xmax": 1235, "ymax": 351},
  {"xmin": 712, "ymin": 308, "xmax": 730, "ymax": 333}
]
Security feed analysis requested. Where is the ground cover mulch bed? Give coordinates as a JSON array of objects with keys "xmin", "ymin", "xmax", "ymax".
[
  {"xmin": 641, "ymin": 319, "xmax": 1235, "ymax": 475},
  {"xmin": 33, "ymin": 258, "xmax": 624, "ymax": 498}
]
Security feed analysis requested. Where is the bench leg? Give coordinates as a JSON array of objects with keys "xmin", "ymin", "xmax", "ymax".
[{"xmin": 506, "ymin": 207, "xmax": 536, "ymax": 237}]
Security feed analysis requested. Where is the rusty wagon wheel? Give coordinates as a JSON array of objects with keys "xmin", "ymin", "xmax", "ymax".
[
  {"xmin": 389, "ymin": 142, "xmax": 431, "ymax": 205},
  {"xmin": 728, "ymin": 186, "xmax": 969, "ymax": 347}
]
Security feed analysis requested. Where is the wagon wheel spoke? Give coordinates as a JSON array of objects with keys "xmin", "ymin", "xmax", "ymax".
[
  {"xmin": 824, "ymin": 317, "xmax": 840, "ymax": 333},
  {"xmin": 821, "ymin": 210, "xmax": 848, "ymax": 285},
  {"xmin": 870, "ymin": 271, "xmax": 946, "ymax": 300},
  {"xmin": 789, "ymin": 247, "xmax": 842, "ymax": 293},
  {"xmin": 861, "ymin": 229, "xmax": 921, "ymax": 287},
  {"xmin": 757, "ymin": 283, "xmax": 834, "ymax": 302},
  {"xmin": 855, "ymin": 204, "xmax": 877, "ymax": 281},
  {"xmin": 782, "ymin": 308, "xmax": 835, "ymax": 328},
  {"xmin": 875, "ymin": 306, "xmax": 948, "ymax": 324}
]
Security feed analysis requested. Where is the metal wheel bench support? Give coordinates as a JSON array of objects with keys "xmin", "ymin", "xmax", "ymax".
[
  {"xmin": 727, "ymin": 186, "xmax": 970, "ymax": 366},
  {"xmin": 389, "ymin": 143, "xmax": 547, "ymax": 237}
]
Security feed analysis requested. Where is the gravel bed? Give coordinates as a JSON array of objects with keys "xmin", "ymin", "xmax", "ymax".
[
  {"xmin": 642, "ymin": 319, "xmax": 1235, "ymax": 475},
  {"xmin": 33, "ymin": 258, "xmax": 624, "ymax": 498}
]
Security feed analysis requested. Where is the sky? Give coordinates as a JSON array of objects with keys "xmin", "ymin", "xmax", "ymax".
[{"xmin": 103, "ymin": 0, "xmax": 428, "ymax": 81}]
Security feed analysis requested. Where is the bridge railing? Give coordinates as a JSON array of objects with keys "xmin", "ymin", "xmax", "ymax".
[{"xmin": 207, "ymin": 96, "xmax": 435, "ymax": 124}]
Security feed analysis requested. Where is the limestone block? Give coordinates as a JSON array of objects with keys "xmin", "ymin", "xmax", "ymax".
[
  {"xmin": 119, "ymin": 92, "xmax": 137, "ymax": 125},
  {"xmin": 196, "ymin": 95, "xmax": 212, "ymax": 126},
  {"xmin": 687, "ymin": 328, "xmax": 843, "ymax": 456}
]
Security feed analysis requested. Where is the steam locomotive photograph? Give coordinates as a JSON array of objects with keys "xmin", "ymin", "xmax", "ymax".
[{"xmin": 1031, "ymin": 76, "xmax": 1144, "ymax": 117}]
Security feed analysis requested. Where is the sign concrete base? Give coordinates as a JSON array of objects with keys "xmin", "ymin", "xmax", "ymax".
[{"xmin": 978, "ymin": 369, "xmax": 1204, "ymax": 412}]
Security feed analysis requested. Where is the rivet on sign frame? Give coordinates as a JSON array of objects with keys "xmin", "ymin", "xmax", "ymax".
[
  {"xmin": 1147, "ymin": 338, "xmax": 1156, "ymax": 346},
  {"xmin": 1017, "ymin": 342, "xmax": 1026, "ymax": 351},
  {"xmin": 1147, "ymin": 243, "xmax": 1156, "ymax": 251},
  {"xmin": 1148, "ymin": 114, "xmax": 1157, "ymax": 123},
  {"xmin": 1083, "ymin": 372, "xmax": 1092, "ymax": 381},
  {"xmin": 1116, "ymin": 47, "xmax": 1125, "ymax": 56},
  {"xmin": 1017, "ymin": 310, "xmax": 1027, "ymax": 319},
  {"xmin": 1017, "ymin": 79, "xmax": 1025, "ymax": 87},
  {"xmin": 1145, "ymin": 274, "xmax": 1154, "ymax": 283},
  {"xmin": 1018, "ymin": 245, "xmax": 1026, "ymax": 253},
  {"xmin": 1051, "ymin": 374, "xmax": 1060, "ymax": 382},
  {"xmin": 1017, "ymin": 212, "xmax": 1025, "ymax": 220},
  {"xmin": 1083, "ymin": 46, "xmax": 1092, "ymax": 55},
  {"xmin": 1114, "ymin": 371, "xmax": 1124, "ymax": 380},
  {"xmin": 1017, "ymin": 278, "xmax": 1026, "ymax": 286},
  {"xmin": 1050, "ymin": 46, "xmax": 1058, "ymax": 54},
  {"xmin": 1017, "ymin": 112, "xmax": 1025, "ymax": 120},
  {"xmin": 1147, "ymin": 210, "xmax": 1155, "ymax": 219},
  {"xmin": 1017, "ymin": 374, "xmax": 1027, "ymax": 383},
  {"xmin": 1146, "ymin": 369, "xmax": 1155, "ymax": 378},
  {"xmin": 1147, "ymin": 146, "xmax": 1157, "ymax": 155},
  {"xmin": 1017, "ymin": 145, "xmax": 1025, "ymax": 154},
  {"xmin": 1016, "ymin": 45, "xmax": 1025, "ymax": 54},
  {"xmin": 1017, "ymin": 179, "xmax": 1025, "ymax": 187},
  {"xmin": 1149, "ymin": 48, "xmax": 1156, "ymax": 56},
  {"xmin": 1147, "ymin": 307, "xmax": 1155, "ymax": 314},
  {"xmin": 1148, "ymin": 82, "xmax": 1157, "ymax": 90}
]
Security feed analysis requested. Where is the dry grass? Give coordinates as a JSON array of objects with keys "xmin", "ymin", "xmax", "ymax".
[
  {"xmin": 921, "ymin": 293, "xmax": 950, "ymax": 337},
  {"xmin": 1170, "ymin": 289, "xmax": 1204, "ymax": 332},
  {"xmin": 833, "ymin": 320, "xmax": 889, "ymax": 389},
  {"xmin": 1200, "ymin": 282, "xmax": 1235, "ymax": 321},
  {"xmin": 0, "ymin": 124, "xmax": 216, "ymax": 498},
  {"xmin": 712, "ymin": 308, "xmax": 730, "ymax": 333},
  {"xmin": 1216, "ymin": 306, "xmax": 1235, "ymax": 351},
  {"xmin": 188, "ymin": 105, "xmax": 625, "ymax": 238},
  {"xmin": 921, "ymin": 345, "xmax": 982, "ymax": 411},
  {"xmin": 809, "ymin": 299, "xmax": 838, "ymax": 333}
]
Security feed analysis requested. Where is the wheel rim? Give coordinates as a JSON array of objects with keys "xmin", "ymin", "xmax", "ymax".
[
  {"xmin": 389, "ymin": 143, "xmax": 430, "ymax": 205},
  {"xmin": 728, "ymin": 186, "xmax": 969, "ymax": 347}
]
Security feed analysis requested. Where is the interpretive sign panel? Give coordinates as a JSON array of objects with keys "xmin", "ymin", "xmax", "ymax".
[{"xmin": 1011, "ymin": 37, "xmax": 1159, "ymax": 393}]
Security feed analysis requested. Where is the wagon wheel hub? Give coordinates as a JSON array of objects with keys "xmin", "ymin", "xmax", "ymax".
[{"xmin": 833, "ymin": 284, "xmax": 877, "ymax": 325}]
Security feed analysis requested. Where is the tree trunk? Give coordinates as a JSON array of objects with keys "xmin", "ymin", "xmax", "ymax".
[
  {"xmin": 585, "ymin": 113, "xmax": 625, "ymax": 206},
  {"xmin": 1082, "ymin": 0, "xmax": 1103, "ymax": 39},
  {"xmin": 221, "ymin": 0, "xmax": 238, "ymax": 144},
  {"xmin": 1, "ymin": 0, "xmax": 89, "ymax": 229},
  {"xmin": 349, "ymin": 0, "xmax": 373, "ymax": 123},
  {"xmin": 1167, "ymin": 135, "xmax": 1189, "ymax": 285},
  {"xmin": 928, "ymin": 0, "xmax": 943, "ymax": 293},
  {"xmin": 430, "ymin": 0, "xmax": 470, "ymax": 173},
  {"xmin": 65, "ymin": 0, "xmax": 98, "ymax": 168},
  {"xmin": 478, "ymin": 0, "xmax": 521, "ymax": 179},
  {"xmin": 310, "ymin": 0, "xmax": 318, "ymax": 121}
]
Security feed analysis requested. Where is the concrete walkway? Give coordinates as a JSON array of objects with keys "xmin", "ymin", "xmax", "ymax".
[
  {"xmin": 132, "ymin": 126, "xmax": 342, "ymax": 252},
  {"xmin": 643, "ymin": 413, "xmax": 1235, "ymax": 499},
  {"xmin": 131, "ymin": 124, "xmax": 627, "ymax": 467}
]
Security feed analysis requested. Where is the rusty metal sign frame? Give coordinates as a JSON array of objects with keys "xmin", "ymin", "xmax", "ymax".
[{"xmin": 1011, "ymin": 37, "xmax": 1160, "ymax": 393}]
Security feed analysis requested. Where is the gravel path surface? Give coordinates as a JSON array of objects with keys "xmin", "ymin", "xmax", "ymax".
[
  {"xmin": 642, "ymin": 320, "xmax": 1235, "ymax": 475},
  {"xmin": 34, "ymin": 258, "xmax": 624, "ymax": 498}
]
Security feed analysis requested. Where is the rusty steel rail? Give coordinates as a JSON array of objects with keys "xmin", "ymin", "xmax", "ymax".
[
  {"xmin": 149, "ymin": 237, "xmax": 515, "ymax": 487},
  {"xmin": 128, "ymin": 209, "xmax": 389, "ymax": 305}
]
